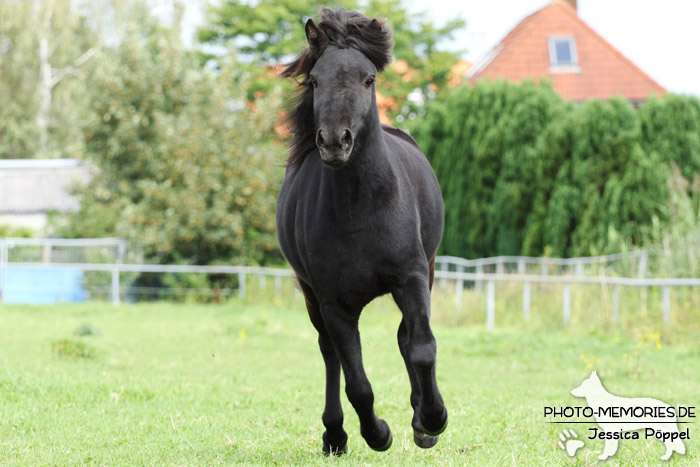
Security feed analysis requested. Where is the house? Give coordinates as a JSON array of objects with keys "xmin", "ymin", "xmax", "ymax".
[
  {"xmin": 467, "ymin": 0, "xmax": 665, "ymax": 103},
  {"xmin": 0, "ymin": 158, "xmax": 91, "ymax": 234}
]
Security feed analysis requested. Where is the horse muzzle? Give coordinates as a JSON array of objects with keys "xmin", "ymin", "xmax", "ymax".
[{"xmin": 317, "ymin": 128, "xmax": 353, "ymax": 168}]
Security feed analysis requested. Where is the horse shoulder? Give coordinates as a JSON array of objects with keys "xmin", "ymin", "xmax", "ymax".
[{"xmin": 381, "ymin": 124, "xmax": 419, "ymax": 149}]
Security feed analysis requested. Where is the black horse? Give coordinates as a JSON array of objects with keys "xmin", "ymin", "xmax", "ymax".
[{"xmin": 276, "ymin": 8, "xmax": 447, "ymax": 455}]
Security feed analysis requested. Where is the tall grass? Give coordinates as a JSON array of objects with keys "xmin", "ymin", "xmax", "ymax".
[{"xmin": 647, "ymin": 166, "xmax": 700, "ymax": 277}]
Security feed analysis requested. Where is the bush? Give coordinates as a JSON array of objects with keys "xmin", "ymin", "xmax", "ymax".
[
  {"xmin": 411, "ymin": 80, "xmax": 699, "ymax": 259},
  {"xmin": 62, "ymin": 17, "xmax": 285, "ymax": 268},
  {"xmin": 51, "ymin": 339, "xmax": 96, "ymax": 358},
  {"xmin": 0, "ymin": 224, "xmax": 34, "ymax": 238}
]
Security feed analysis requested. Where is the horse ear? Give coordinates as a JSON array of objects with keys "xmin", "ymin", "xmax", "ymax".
[
  {"xmin": 305, "ymin": 19, "xmax": 328, "ymax": 55},
  {"xmin": 369, "ymin": 18, "xmax": 386, "ymax": 30}
]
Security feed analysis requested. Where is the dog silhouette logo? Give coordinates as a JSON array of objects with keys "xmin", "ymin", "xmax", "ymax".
[{"xmin": 569, "ymin": 370, "xmax": 687, "ymax": 461}]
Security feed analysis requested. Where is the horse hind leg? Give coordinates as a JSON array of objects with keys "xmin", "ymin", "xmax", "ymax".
[{"xmin": 298, "ymin": 278, "xmax": 347, "ymax": 455}]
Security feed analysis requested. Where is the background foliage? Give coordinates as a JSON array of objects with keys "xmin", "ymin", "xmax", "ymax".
[
  {"xmin": 411, "ymin": 80, "xmax": 700, "ymax": 258},
  {"xmin": 198, "ymin": 0, "xmax": 465, "ymax": 122},
  {"xmin": 0, "ymin": 0, "xmax": 95, "ymax": 158},
  {"xmin": 60, "ymin": 8, "xmax": 284, "ymax": 266},
  {"xmin": 2, "ymin": 0, "xmax": 700, "ymax": 269}
]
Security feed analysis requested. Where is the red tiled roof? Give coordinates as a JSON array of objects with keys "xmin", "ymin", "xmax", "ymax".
[{"xmin": 468, "ymin": 1, "xmax": 666, "ymax": 101}]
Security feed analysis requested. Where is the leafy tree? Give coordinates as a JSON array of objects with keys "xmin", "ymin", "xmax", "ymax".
[
  {"xmin": 412, "ymin": 80, "xmax": 567, "ymax": 257},
  {"xmin": 411, "ymin": 80, "xmax": 693, "ymax": 258},
  {"xmin": 0, "ymin": 0, "xmax": 97, "ymax": 158},
  {"xmin": 63, "ymin": 15, "xmax": 284, "ymax": 266},
  {"xmin": 198, "ymin": 0, "xmax": 465, "ymax": 121},
  {"xmin": 639, "ymin": 93, "xmax": 700, "ymax": 182}
]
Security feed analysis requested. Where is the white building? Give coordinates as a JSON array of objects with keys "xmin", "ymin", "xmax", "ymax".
[{"xmin": 0, "ymin": 159, "xmax": 91, "ymax": 234}]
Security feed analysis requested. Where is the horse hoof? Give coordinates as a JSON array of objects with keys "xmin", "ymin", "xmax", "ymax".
[
  {"xmin": 413, "ymin": 428, "xmax": 440, "ymax": 449},
  {"xmin": 419, "ymin": 414, "xmax": 448, "ymax": 437},
  {"xmin": 322, "ymin": 442, "xmax": 347, "ymax": 456},
  {"xmin": 364, "ymin": 418, "xmax": 393, "ymax": 451},
  {"xmin": 369, "ymin": 431, "xmax": 393, "ymax": 451}
]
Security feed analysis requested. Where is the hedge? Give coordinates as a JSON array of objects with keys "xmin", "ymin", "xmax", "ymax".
[{"xmin": 410, "ymin": 80, "xmax": 700, "ymax": 258}]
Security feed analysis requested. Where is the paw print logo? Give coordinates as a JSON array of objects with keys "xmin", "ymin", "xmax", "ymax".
[{"xmin": 557, "ymin": 429, "xmax": 584, "ymax": 457}]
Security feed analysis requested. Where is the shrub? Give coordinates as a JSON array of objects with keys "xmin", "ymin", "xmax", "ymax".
[
  {"xmin": 51, "ymin": 339, "xmax": 96, "ymax": 358},
  {"xmin": 411, "ymin": 80, "xmax": 699, "ymax": 259}
]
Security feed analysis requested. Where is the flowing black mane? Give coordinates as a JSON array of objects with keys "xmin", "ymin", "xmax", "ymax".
[{"xmin": 281, "ymin": 8, "xmax": 393, "ymax": 169}]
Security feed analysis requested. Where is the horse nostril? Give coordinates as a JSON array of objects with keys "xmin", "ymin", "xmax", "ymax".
[
  {"xmin": 316, "ymin": 129, "xmax": 325, "ymax": 148},
  {"xmin": 341, "ymin": 129, "xmax": 353, "ymax": 151}
]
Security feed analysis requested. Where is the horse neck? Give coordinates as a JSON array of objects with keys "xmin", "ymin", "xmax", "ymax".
[{"xmin": 321, "ymin": 111, "xmax": 395, "ymax": 213}]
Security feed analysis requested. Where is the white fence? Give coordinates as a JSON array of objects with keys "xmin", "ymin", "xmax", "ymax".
[
  {"xmin": 435, "ymin": 269, "xmax": 700, "ymax": 329},
  {"xmin": 434, "ymin": 250, "xmax": 651, "ymax": 279},
  {"xmin": 2, "ymin": 257, "xmax": 699, "ymax": 330},
  {"xmin": 0, "ymin": 237, "xmax": 126, "ymax": 264}
]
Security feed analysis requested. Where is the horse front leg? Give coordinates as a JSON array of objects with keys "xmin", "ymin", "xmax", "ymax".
[
  {"xmin": 298, "ymin": 280, "xmax": 347, "ymax": 455},
  {"xmin": 398, "ymin": 318, "xmax": 435, "ymax": 448},
  {"xmin": 392, "ymin": 272, "xmax": 448, "ymax": 448},
  {"xmin": 321, "ymin": 304, "xmax": 393, "ymax": 451}
]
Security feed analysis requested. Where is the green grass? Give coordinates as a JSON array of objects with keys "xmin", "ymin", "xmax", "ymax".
[{"xmin": 0, "ymin": 293, "xmax": 698, "ymax": 466}]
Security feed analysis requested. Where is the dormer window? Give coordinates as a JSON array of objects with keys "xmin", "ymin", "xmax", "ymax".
[
  {"xmin": 549, "ymin": 36, "xmax": 577, "ymax": 65},
  {"xmin": 548, "ymin": 36, "xmax": 580, "ymax": 72}
]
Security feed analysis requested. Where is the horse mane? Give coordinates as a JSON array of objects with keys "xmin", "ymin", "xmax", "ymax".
[{"xmin": 281, "ymin": 8, "xmax": 393, "ymax": 169}]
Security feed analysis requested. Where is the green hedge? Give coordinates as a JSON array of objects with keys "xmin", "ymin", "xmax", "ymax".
[{"xmin": 410, "ymin": 80, "xmax": 700, "ymax": 258}]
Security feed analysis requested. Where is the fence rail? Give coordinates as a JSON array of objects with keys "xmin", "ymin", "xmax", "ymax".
[
  {"xmin": 1, "ymin": 258, "xmax": 697, "ymax": 330},
  {"xmin": 435, "ymin": 251, "xmax": 651, "ymax": 268},
  {"xmin": 0, "ymin": 237, "xmax": 126, "ymax": 265},
  {"xmin": 434, "ymin": 251, "xmax": 651, "ymax": 278}
]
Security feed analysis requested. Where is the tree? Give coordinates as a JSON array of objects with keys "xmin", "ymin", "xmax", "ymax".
[
  {"xmin": 198, "ymin": 0, "xmax": 465, "ymax": 121},
  {"xmin": 0, "ymin": 0, "xmax": 98, "ymax": 158},
  {"xmin": 639, "ymin": 93, "xmax": 700, "ymax": 182},
  {"xmin": 411, "ymin": 80, "xmax": 568, "ymax": 258},
  {"xmin": 63, "ymin": 15, "xmax": 285, "ymax": 266},
  {"xmin": 411, "ymin": 80, "xmax": 682, "ymax": 258}
]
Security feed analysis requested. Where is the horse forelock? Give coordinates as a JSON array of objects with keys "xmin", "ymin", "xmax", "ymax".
[{"xmin": 281, "ymin": 8, "xmax": 393, "ymax": 169}]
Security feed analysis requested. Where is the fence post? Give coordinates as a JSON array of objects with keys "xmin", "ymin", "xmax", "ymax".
[
  {"xmin": 562, "ymin": 282, "xmax": 570, "ymax": 325},
  {"xmin": 662, "ymin": 286, "xmax": 670, "ymax": 323},
  {"xmin": 523, "ymin": 281, "xmax": 531, "ymax": 321},
  {"xmin": 117, "ymin": 240, "xmax": 126, "ymax": 263},
  {"xmin": 613, "ymin": 284, "xmax": 620, "ymax": 323},
  {"xmin": 111, "ymin": 267, "xmax": 120, "ymax": 306},
  {"xmin": 439, "ymin": 261, "xmax": 448, "ymax": 288},
  {"xmin": 575, "ymin": 262, "xmax": 584, "ymax": 276},
  {"xmin": 274, "ymin": 275, "xmax": 282, "ymax": 298},
  {"xmin": 496, "ymin": 259, "xmax": 504, "ymax": 275},
  {"xmin": 42, "ymin": 241, "xmax": 52, "ymax": 263},
  {"xmin": 637, "ymin": 252, "xmax": 648, "ymax": 279},
  {"xmin": 0, "ymin": 240, "xmax": 6, "ymax": 303},
  {"xmin": 486, "ymin": 280, "xmax": 495, "ymax": 330},
  {"xmin": 517, "ymin": 259, "xmax": 525, "ymax": 274},
  {"xmin": 476, "ymin": 264, "xmax": 483, "ymax": 291},
  {"xmin": 455, "ymin": 265, "xmax": 463, "ymax": 309},
  {"xmin": 541, "ymin": 261, "xmax": 549, "ymax": 276},
  {"xmin": 239, "ymin": 271, "xmax": 247, "ymax": 300}
]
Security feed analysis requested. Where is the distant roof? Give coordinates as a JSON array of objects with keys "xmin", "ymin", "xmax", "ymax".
[
  {"xmin": 468, "ymin": 1, "xmax": 666, "ymax": 101},
  {"xmin": 0, "ymin": 159, "xmax": 91, "ymax": 214},
  {"xmin": 0, "ymin": 158, "xmax": 81, "ymax": 169}
]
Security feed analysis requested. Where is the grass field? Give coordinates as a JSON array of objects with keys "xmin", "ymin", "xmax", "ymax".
[{"xmin": 1, "ymin": 291, "xmax": 699, "ymax": 466}]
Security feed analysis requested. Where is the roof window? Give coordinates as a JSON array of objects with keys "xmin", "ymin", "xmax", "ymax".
[{"xmin": 549, "ymin": 36, "xmax": 577, "ymax": 66}]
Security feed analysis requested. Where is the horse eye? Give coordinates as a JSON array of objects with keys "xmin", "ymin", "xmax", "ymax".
[
  {"xmin": 364, "ymin": 77, "xmax": 375, "ymax": 87},
  {"xmin": 308, "ymin": 78, "xmax": 318, "ymax": 88}
]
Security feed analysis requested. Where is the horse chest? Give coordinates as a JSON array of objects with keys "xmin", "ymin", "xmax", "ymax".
[{"xmin": 300, "ymin": 211, "xmax": 404, "ymax": 300}]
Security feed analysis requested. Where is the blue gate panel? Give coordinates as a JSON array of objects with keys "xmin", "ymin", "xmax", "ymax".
[{"xmin": 4, "ymin": 268, "xmax": 86, "ymax": 304}]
